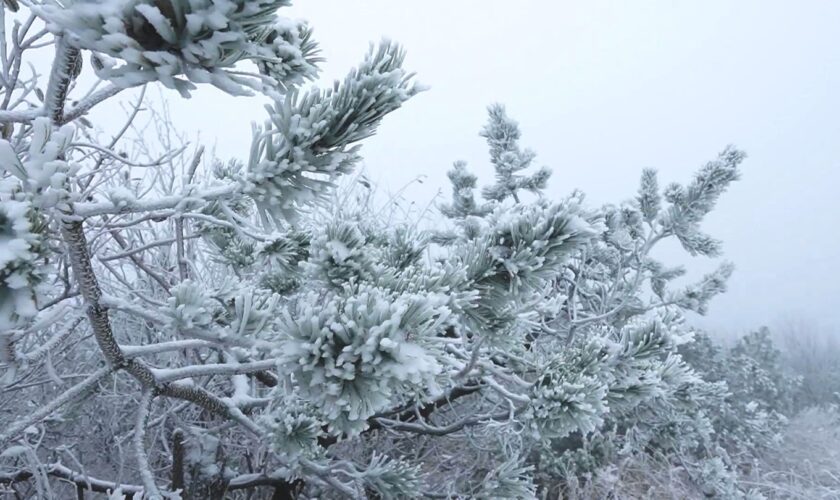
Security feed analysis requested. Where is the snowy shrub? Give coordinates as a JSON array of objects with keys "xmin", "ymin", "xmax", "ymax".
[
  {"xmin": 681, "ymin": 328, "xmax": 799, "ymax": 457},
  {"xmin": 778, "ymin": 324, "xmax": 840, "ymax": 409},
  {"xmin": 0, "ymin": 2, "xmax": 800, "ymax": 498},
  {"xmin": 277, "ymin": 285, "xmax": 449, "ymax": 435}
]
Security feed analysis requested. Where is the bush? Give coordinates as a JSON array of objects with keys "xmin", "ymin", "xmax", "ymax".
[{"xmin": 0, "ymin": 2, "xmax": 820, "ymax": 499}]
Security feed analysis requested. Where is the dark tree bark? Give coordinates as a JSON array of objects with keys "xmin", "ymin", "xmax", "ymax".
[{"xmin": 171, "ymin": 428, "xmax": 186, "ymax": 495}]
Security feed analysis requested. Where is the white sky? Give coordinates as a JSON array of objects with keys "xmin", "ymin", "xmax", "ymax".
[{"xmin": 83, "ymin": 1, "xmax": 840, "ymax": 335}]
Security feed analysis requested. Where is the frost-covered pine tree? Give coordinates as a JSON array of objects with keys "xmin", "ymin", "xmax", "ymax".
[
  {"xmin": 0, "ymin": 1, "xmax": 425, "ymax": 497},
  {"xmin": 0, "ymin": 2, "xmax": 770, "ymax": 499},
  {"xmin": 432, "ymin": 105, "xmax": 756, "ymax": 498}
]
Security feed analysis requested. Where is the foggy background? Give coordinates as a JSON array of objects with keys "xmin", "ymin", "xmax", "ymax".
[{"xmin": 90, "ymin": 0, "xmax": 840, "ymax": 336}]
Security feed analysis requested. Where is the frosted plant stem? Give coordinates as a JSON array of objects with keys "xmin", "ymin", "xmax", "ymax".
[
  {"xmin": 61, "ymin": 83, "xmax": 123, "ymax": 124},
  {"xmin": 153, "ymin": 359, "xmax": 279, "ymax": 382},
  {"xmin": 43, "ymin": 36, "xmax": 79, "ymax": 123},
  {"xmin": 61, "ymin": 221, "xmax": 129, "ymax": 368},
  {"xmin": 134, "ymin": 390, "xmax": 162, "ymax": 500}
]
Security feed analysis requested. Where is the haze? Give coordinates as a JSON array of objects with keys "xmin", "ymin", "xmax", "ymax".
[{"xmin": 115, "ymin": 0, "xmax": 840, "ymax": 335}]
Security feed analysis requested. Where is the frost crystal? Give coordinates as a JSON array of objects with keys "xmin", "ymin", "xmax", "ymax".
[
  {"xmin": 0, "ymin": 200, "xmax": 41, "ymax": 330},
  {"xmin": 0, "ymin": 118, "xmax": 77, "ymax": 209}
]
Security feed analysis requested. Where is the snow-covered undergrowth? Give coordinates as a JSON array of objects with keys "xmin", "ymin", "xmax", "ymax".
[
  {"xmin": 559, "ymin": 406, "xmax": 840, "ymax": 500},
  {"xmin": 554, "ymin": 406, "xmax": 840, "ymax": 500},
  {"xmin": 553, "ymin": 330, "xmax": 840, "ymax": 499},
  {"xmin": 752, "ymin": 407, "xmax": 840, "ymax": 499}
]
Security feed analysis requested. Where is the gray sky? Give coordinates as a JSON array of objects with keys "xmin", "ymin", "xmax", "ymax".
[{"xmin": 111, "ymin": 1, "xmax": 840, "ymax": 335}]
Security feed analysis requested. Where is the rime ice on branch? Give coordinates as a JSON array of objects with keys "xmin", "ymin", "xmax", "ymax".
[{"xmin": 0, "ymin": 1, "xmax": 761, "ymax": 498}]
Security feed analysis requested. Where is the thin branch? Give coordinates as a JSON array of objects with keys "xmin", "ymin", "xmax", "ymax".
[
  {"xmin": 0, "ymin": 106, "xmax": 41, "ymax": 123},
  {"xmin": 71, "ymin": 183, "xmax": 239, "ymax": 218},
  {"xmin": 122, "ymin": 339, "xmax": 219, "ymax": 358},
  {"xmin": 153, "ymin": 359, "xmax": 279, "ymax": 383},
  {"xmin": 61, "ymin": 83, "xmax": 124, "ymax": 124},
  {"xmin": 0, "ymin": 366, "xmax": 112, "ymax": 444},
  {"xmin": 134, "ymin": 390, "xmax": 162, "ymax": 499},
  {"xmin": 99, "ymin": 234, "xmax": 199, "ymax": 262},
  {"xmin": 0, "ymin": 463, "xmax": 145, "ymax": 495}
]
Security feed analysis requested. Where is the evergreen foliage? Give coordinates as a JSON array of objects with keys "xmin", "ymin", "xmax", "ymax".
[
  {"xmin": 0, "ymin": 2, "xmax": 831, "ymax": 499},
  {"xmin": 38, "ymin": 0, "xmax": 320, "ymax": 96}
]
